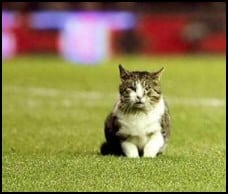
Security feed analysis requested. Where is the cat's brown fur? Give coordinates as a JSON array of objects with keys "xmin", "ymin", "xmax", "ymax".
[{"xmin": 100, "ymin": 65, "xmax": 170, "ymax": 157}]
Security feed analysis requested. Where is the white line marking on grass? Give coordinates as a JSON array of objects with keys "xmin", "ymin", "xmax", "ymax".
[
  {"xmin": 5, "ymin": 86, "xmax": 226, "ymax": 107},
  {"xmin": 4, "ymin": 85, "xmax": 114, "ymax": 99},
  {"xmin": 168, "ymin": 97, "xmax": 225, "ymax": 107}
]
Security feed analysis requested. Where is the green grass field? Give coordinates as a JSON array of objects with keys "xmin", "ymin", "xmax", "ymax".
[{"xmin": 2, "ymin": 54, "xmax": 226, "ymax": 191}]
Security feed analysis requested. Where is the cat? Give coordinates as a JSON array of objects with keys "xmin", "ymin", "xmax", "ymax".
[{"xmin": 100, "ymin": 64, "xmax": 170, "ymax": 158}]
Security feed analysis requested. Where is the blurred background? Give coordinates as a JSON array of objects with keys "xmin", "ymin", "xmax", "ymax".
[{"xmin": 2, "ymin": 2, "xmax": 226, "ymax": 64}]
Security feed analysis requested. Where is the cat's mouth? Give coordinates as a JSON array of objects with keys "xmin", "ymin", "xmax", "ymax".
[{"xmin": 134, "ymin": 101, "xmax": 145, "ymax": 108}]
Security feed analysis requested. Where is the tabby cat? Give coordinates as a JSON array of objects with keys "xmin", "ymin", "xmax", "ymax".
[{"xmin": 100, "ymin": 65, "xmax": 170, "ymax": 158}]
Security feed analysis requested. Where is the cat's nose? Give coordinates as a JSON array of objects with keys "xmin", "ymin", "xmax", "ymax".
[
  {"xmin": 136, "ymin": 95, "xmax": 146, "ymax": 103},
  {"xmin": 136, "ymin": 95, "xmax": 142, "ymax": 101}
]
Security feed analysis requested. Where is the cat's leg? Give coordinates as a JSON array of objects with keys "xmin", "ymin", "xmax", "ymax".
[
  {"xmin": 121, "ymin": 141, "xmax": 139, "ymax": 158},
  {"xmin": 143, "ymin": 132, "xmax": 164, "ymax": 158},
  {"xmin": 100, "ymin": 142, "xmax": 124, "ymax": 156}
]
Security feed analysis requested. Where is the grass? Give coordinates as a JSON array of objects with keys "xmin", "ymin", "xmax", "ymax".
[{"xmin": 2, "ymin": 54, "xmax": 226, "ymax": 191}]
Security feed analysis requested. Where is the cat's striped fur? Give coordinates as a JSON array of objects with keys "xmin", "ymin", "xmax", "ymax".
[{"xmin": 100, "ymin": 65, "xmax": 170, "ymax": 158}]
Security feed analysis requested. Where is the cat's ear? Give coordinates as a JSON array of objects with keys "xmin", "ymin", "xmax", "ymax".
[
  {"xmin": 119, "ymin": 64, "xmax": 130, "ymax": 80},
  {"xmin": 152, "ymin": 67, "xmax": 164, "ymax": 80}
]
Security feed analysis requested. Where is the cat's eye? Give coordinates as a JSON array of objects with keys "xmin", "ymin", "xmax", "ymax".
[
  {"xmin": 127, "ymin": 86, "xmax": 136, "ymax": 91},
  {"xmin": 145, "ymin": 86, "xmax": 151, "ymax": 91}
]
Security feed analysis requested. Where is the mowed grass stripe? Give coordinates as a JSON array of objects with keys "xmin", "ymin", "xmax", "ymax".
[{"xmin": 4, "ymin": 85, "xmax": 226, "ymax": 107}]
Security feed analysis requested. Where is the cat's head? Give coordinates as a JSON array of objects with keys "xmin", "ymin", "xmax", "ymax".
[{"xmin": 118, "ymin": 64, "xmax": 164, "ymax": 112}]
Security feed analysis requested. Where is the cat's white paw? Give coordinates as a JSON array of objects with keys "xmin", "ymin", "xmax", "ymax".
[
  {"xmin": 121, "ymin": 141, "xmax": 139, "ymax": 158},
  {"xmin": 127, "ymin": 154, "xmax": 140, "ymax": 158},
  {"xmin": 143, "ymin": 149, "xmax": 158, "ymax": 158},
  {"xmin": 143, "ymin": 132, "xmax": 164, "ymax": 158}
]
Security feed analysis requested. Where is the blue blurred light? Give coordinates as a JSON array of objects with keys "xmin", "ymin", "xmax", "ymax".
[
  {"xmin": 2, "ymin": 11, "xmax": 16, "ymax": 30},
  {"xmin": 58, "ymin": 11, "xmax": 136, "ymax": 65},
  {"xmin": 2, "ymin": 31, "xmax": 16, "ymax": 59},
  {"xmin": 59, "ymin": 17, "xmax": 109, "ymax": 65},
  {"xmin": 2, "ymin": 11, "xmax": 16, "ymax": 59},
  {"xmin": 30, "ymin": 11, "xmax": 136, "ymax": 30}
]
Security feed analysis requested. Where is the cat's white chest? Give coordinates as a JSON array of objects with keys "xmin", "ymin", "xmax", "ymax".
[{"xmin": 116, "ymin": 98, "xmax": 165, "ymax": 137}]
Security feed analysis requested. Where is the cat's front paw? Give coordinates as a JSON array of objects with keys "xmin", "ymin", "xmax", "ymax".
[
  {"xmin": 126, "ymin": 154, "xmax": 140, "ymax": 158},
  {"xmin": 143, "ymin": 145, "xmax": 159, "ymax": 158},
  {"xmin": 121, "ymin": 141, "xmax": 139, "ymax": 158},
  {"xmin": 143, "ymin": 132, "xmax": 164, "ymax": 158},
  {"xmin": 143, "ymin": 151, "xmax": 157, "ymax": 158}
]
